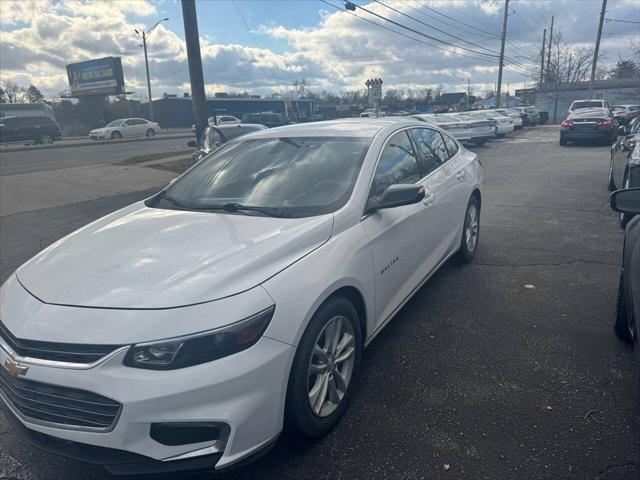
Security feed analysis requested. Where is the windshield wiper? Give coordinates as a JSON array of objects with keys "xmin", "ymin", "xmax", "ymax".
[
  {"xmin": 156, "ymin": 191, "xmax": 191, "ymax": 209},
  {"xmin": 218, "ymin": 203, "xmax": 286, "ymax": 217}
]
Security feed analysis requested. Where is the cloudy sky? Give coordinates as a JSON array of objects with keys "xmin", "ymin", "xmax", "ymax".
[{"xmin": 1, "ymin": 0, "xmax": 639, "ymax": 100}]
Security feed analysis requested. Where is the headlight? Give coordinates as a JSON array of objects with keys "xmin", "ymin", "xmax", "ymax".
[{"xmin": 123, "ymin": 306, "xmax": 275, "ymax": 370}]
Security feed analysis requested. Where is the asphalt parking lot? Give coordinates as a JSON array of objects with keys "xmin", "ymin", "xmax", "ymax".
[{"xmin": 0, "ymin": 125, "xmax": 638, "ymax": 479}]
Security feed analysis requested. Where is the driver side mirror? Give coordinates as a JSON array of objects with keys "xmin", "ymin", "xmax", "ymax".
[
  {"xmin": 610, "ymin": 188, "xmax": 640, "ymax": 214},
  {"xmin": 366, "ymin": 184, "xmax": 425, "ymax": 213}
]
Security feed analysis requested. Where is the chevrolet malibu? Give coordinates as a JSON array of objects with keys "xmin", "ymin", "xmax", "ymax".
[{"xmin": 0, "ymin": 118, "xmax": 482, "ymax": 475}]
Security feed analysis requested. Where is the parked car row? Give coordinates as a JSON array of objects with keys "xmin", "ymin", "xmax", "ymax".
[
  {"xmin": 411, "ymin": 106, "xmax": 542, "ymax": 147},
  {"xmin": 609, "ymin": 116, "xmax": 640, "ymax": 226}
]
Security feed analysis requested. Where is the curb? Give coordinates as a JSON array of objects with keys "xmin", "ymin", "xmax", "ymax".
[{"xmin": 0, "ymin": 133, "xmax": 193, "ymax": 154}]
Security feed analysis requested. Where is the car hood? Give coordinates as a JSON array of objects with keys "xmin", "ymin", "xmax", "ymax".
[{"xmin": 17, "ymin": 203, "xmax": 334, "ymax": 309}]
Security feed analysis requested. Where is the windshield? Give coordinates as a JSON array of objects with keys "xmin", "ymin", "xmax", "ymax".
[
  {"xmin": 571, "ymin": 101, "xmax": 602, "ymax": 110},
  {"xmin": 106, "ymin": 120, "xmax": 125, "ymax": 127},
  {"xmin": 148, "ymin": 136, "xmax": 370, "ymax": 217}
]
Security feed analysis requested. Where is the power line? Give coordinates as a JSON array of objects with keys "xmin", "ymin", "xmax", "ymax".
[
  {"xmin": 318, "ymin": 0, "xmax": 499, "ymax": 65},
  {"xmin": 416, "ymin": 0, "xmax": 501, "ymax": 38},
  {"xmin": 403, "ymin": 2, "xmax": 501, "ymax": 40},
  {"xmin": 232, "ymin": 0, "xmax": 288, "ymax": 97},
  {"xmin": 513, "ymin": 10, "xmax": 541, "ymax": 41},
  {"xmin": 351, "ymin": 1, "xmax": 500, "ymax": 58},
  {"xmin": 372, "ymin": 0, "xmax": 502, "ymax": 57}
]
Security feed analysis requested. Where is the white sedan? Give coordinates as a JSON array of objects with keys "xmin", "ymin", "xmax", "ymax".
[
  {"xmin": 89, "ymin": 118, "xmax": 160, "ymax": 140},
  {"xmin": 0, "ymin": 118, "xmax": 482, "ymax": 475}
]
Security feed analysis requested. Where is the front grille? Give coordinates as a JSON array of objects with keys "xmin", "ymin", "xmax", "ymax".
[
  {"xmin": 0, "ymin": 321, "xmax": 123, "ymax": 364},
  {"xmin": 0, "ymin": 366, "xmax": 121, "ymax": 430}
]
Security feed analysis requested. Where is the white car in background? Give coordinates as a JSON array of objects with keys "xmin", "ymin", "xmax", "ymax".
[
  {"xmin": 472, "ymin": 110, "xmax": 515, "ymax": 138},
  {"xmin": 89, "ymin": 118, "xmax": 160, "ymax": 140},
  {"xmin": 412, "ymin": 113, "xmax": 472, "ymax": 142},
  {"xmin": 455, "ymin": 113, "xmax": 495, "ymax": 146},
  {"xmin": 495, "ymin": 108, "xmax": 524, "ymax": 129},
  {"xmin": 0, "ymin": 118, "xmax": 482, "ymax": 475}
]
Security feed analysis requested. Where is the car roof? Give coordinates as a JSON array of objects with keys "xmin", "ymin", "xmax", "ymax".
[{"xmin": 240, "ymin": 118, "xmax": 423, "ymax": 139}]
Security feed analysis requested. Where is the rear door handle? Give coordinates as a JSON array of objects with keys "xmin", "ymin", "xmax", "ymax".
[
  {"xmin": 423, "ymin": 192, "xmax": 435, "ymax": 206},
  {"xmin": 456, "ymin": 170, "xmax": 465, "ymax": 181}
]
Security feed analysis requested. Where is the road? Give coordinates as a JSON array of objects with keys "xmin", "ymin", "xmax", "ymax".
[
  {"xmin": 0, "ymin": 136, "xmax": 193, "ymax": 176},
  {"xmin": 0, "ymin": 126, "xmax": 638, "ymax": 479}
]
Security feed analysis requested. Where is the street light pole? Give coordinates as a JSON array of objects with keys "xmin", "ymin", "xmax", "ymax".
[
  {"xmin": 135, "ymin": 17, "xmax": 169, "ymax": 122},
  {"xmin": 141, "ymin": 31, "xmax": 154, "ymax": 121}
]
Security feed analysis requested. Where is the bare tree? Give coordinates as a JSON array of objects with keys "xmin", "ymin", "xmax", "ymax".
[
  {"xmin": 0, "ymin": 79, "xmax": 26, "ymax": 103},
  {"xmin": 530, "ymin": 31, "xmax": 605, "ymax": 87}
]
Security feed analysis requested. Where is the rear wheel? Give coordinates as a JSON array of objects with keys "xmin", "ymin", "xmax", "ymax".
[
  {"xmin": 110, "ymin": 131, "xmax": 122, "ymax": 140},
  {"xmin": 285, "ymin": 296, "xmax": 362, "ymax": 438},
  {"xmin": 38, "ymin": 134, "xmax": 52, "ymax": 145},
  {"xmin": 471, "ymin": 138, "xmax": 488, "ymax": 146},
  {"xmin": 145, "ymin": 129, "xmax": 155, "ymax": 138},
  {"xmin": 559, "ymin": 135, "xmax": 568, "ymax": 146},
  {"xmin": 454, "ymin": 196, "xmax": 480, "ymax": 263}
]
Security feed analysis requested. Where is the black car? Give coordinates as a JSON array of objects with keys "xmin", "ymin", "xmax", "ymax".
[
  {"xmin": 559, "ymin": 107, "xmax": 617, "ymax": 146},
  {"xmin": 609, "ymin": 118, "xmax": 640, "ymax": 226},
  {"xmin": 0, "ymin": 115, "xmax": 62, "ymax": 145},
  {"xmin": 610, "ymin": 188, "xmax": 640, "ymax": 345}
]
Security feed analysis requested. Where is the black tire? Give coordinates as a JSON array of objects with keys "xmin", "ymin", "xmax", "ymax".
[
  {"xmin": 110, "ymin": 131, "xmax": 122, "ymax": 140},
  {"xmin": 496, "ymin": 133, "xmax": 506, "ymax": 139},
  {"xmin": 614, "ymin": 274, "xmax": 634, "ymax": 342},
  {"xmin": 38, "ymin": 134, "xmax": 53, "ymax": 145},
  {"xmin": 559, "ymin": 135, "xmax": 568, "ymax": 146},
  {"xmin": 285, "ymin": 296, "xmax": 362, "ymax": 438},
  {"xmin": 619, "ymin": 175, "xmax": 633, "ymax": 228},
  {"xmin": 471, "ymin": 138, "xmax": 488, "ymax": 146},
  {"xmin": 146, "ymin": 129, "xmax": 155, "ymax": 138},
  {"xmin": 605, "ymin": 133, "xmax": 616, "ymax": 146},
  {"xmin": 454, "ymin": 195, "xmax": 480, "ymax": 264}
]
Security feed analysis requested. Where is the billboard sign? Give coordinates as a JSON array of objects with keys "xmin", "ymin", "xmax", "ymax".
[{"xmin": 66, "ymin": 57, "xmax": 125, "ymax": 96}]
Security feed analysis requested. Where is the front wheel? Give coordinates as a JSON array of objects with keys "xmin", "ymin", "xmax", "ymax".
[
  {"xmin": 619, "ymin": 175, "xmax": 633, "ymax": 228},
  {"xmin": 285, "ymin": 296, "xmax": 362, "ymax": 438},
  {"xmin": 454, "ymin": 196, "xmax": 480, "ymax": 263},
  {"xmin": 146, "ymin": 129, "xmax": 155, "ymax": 138},
  {"xmin": 614, "ymin": 274, "xmax": 634, "ymax": 342}
]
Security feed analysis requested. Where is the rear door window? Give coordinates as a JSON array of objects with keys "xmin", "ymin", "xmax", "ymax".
[{"xmin": 412, "ymin": 128, "xmax": 449, "ymax": 176}]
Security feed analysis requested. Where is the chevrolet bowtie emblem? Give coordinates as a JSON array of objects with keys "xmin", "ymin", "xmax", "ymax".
[{"xmin": 3, "ymin": 359, "xmax": 28, "ymax": 377}]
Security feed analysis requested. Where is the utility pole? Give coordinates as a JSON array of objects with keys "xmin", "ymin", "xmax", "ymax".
[
  {"xmin": 546, "ymin": 16, "xmax": 554, "ymax": 82},
  {"xmin": 495, "ymin": 0, "xmax": 510, "ymax": 109},
  {"xmin": 142, "ymin": 32, "xmax": 153, "ymax": 121},
  {"xmin": 589, "ymin": 0, "xmax": 607, "ymax": 95},
  {"xmin": 539, "ymin": 28, "xmax": 547, "ymax": 86},
  {"xmin": 467, "ymin": 77, "xmax": 471, "ymax": 111},
  {"xmin": 181, "ymin": 0, "xmax": 208, "ymax": 144}
]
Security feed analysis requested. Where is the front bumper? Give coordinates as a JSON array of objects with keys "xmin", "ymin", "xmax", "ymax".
[
  {"xmin": 89, "ymin": 133, "xmax": 106, "ymax": 140},
  {"xmin": 0, "ymin": 317, "xmax": 295, "ymax": 474}
]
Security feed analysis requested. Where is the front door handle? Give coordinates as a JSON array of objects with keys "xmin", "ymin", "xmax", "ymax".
[
  {"xmin": 423, "ymin": 192, "xmax": 435, "ymax": 206},
  {"xmin": 456, "ymin": 170, "xmax": 465, "ymax": 181}
]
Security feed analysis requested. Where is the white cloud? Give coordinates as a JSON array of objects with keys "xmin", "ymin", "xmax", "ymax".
[{"xmin": 0, "ymin": 0, "xmax": 638, "ymax": 100}]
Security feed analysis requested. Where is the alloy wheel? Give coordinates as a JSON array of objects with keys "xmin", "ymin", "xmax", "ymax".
[
  {"xmin": 465, "ymin": 203, "xmax": 479, "ymax": 252},
  {"xmin": 307, "ymin": 315, "xmax": 355, "ymax": 418},
  {"xmin": 40, "ymin": 135, "xmax": 52, "ymax": 145}
]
